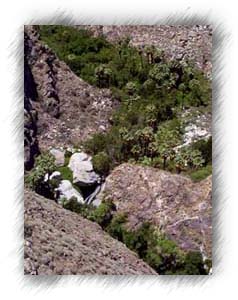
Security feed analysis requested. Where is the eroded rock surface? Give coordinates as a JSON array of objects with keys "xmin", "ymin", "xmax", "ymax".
[
  {"xmin": 24, "ymin": 32, "xmax": 39, "ymax": 170},
  {"xmin": 99, "ymin": 163, "xmax": 212, "ymax": 258},
  {"xmin": 24, "ymin": 189, "xmax": 157, "ymax": 275}
]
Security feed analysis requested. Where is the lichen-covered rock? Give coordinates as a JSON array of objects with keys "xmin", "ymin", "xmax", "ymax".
[
  {"xmin": 68, "ymin": 152, "xmax": 100, "ymax": 187},
  {"xmin": 24, "ymin": 189, "xmax": 157, "ymax": 275},
  {"xmin": 99, "ymin": 163, "xmax": 212, "ymax": 259}
]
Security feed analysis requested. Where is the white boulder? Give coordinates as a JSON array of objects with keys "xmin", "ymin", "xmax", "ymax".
[
  {"xmin": 68, "ymin": 152, "xmax": 100, "ymax": 187},
  {"xmin": 56, "ymin": 180, "xmax": 84, "ymax": 204}
]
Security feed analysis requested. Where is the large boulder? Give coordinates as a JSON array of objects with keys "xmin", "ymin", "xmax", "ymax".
[
  {"xmin": 56, "ymin": 180, "xmax": 84, "ymax": 204},
  {"xmin": 68, "ymin": 152, "xmax": 100, "ymax": 187},
  {"xmin": 99, "ymin": 163, "xmax": 212, "ymax": 259},
  {"xmin": 24, "ymin": 189, "xmax": 156, "ymax": 275}
]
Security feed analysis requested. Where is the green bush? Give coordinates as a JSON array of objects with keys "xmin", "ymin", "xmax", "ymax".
[
  {"xmin": 189, "ymin": 164, "xmax": 212, "ymax": 182},
  {"xmin": 92, "ymin": 151, "xmax": 111, "ymax": 176},
  {"xmin": 88, "ymin": 200, "xmax": 116, "ymax": 228},
  {"xmin": 62, "ymin": 196, "xmax": 94, "ymax": 217},
  {"xmin": 192, "ymin": 137, "xmax": 212, "ymax": 165},
  {"xmin": 25, "ymin": 153, "xmax": 56, "ymax": 197}
]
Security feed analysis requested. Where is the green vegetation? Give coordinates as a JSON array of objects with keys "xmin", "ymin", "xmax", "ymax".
[
  {"xmin": 39, "ymin": 26, "xmax": 211, "ymax": 175},
  {"xmin": 57, "ymin": 165, "xmax": 73, "ymax": 182},
  {"xmin": 189, "ymin": 164, "xmax": 212, "ymax": 182},
  {"xmin": 92, "ymin": 151, "xmax": 111, "ymax": 176},
  {"xmin": 39, "ymin": 26, "xmax": 211, "ymax": 174},
  {"xmin": 62, "ymin": 196, "xmax": 95, "ymax": 218},
  {"xmin": 25, "ymin": 153, "xmax": 56, "ymax": 197}
]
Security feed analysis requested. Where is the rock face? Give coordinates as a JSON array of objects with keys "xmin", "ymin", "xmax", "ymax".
[
  {"xmin": 24, "ymin": 26, "xmax": 117, "ymax": 152},
  {"xmin": 24, "ymin": 189, "xmax": 157, "ymax": 275},
  {"xmin": 24, "ymin": 31, "xmax": 39, "ymax": 170},
  {"xmin": 99, "ymin": 163, "xmax": 212, "ymax": 258},
  {"xmin": 77, "ymin": 25, "xmax": 212, "ymax": 76},
  {"xmin": 68, "ymin": 152, "xmax": 100, "ymax": 187}
]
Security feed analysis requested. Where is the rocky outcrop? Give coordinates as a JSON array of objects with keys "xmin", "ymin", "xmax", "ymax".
[
  {"xmin": 77, "ymin": 25, "xmax": 212, "ymax": 76},
  {"xmin": 99, "ymin": 163, "xmax": 212, "ymax": 258},
  {"xmin": 24, "ymin": 32, "xmax": 39, "ymax": 170},
  {"xmin": 24, "ymin": 26, "xmax": 117, "ymax": 152},
  {"xmin": 24, "ymin": 26, "xmax": 60, "ymax": 118},
  {"xmin": 24, "ymin": 189, "xmax": 157, "ymax": 275}
]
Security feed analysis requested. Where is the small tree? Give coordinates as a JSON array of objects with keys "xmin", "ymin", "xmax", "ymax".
[
  {"xmin": 175, "ymin": 147, "xmax": 205, "ymax": 173},
  {"xmin": 155, "ymin": 125, "xmax": 180, "ymax": 169}
]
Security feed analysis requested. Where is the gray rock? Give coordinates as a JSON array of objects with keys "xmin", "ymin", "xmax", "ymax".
[
  {"xmin": 68, "ymin": 152, "xmax": 100, "ymax": 187},
  {"xmin": 50, "ymin": 148, "xmax": 65, "ymax": 167},
  {"xmin": 56, "ymin": 180, "xmax": 84, "ymax": 204}
]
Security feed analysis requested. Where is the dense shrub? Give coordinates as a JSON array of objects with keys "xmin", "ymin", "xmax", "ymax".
[
  {"xmin": 191, "ymin": 137, "xmax": 212, "ymax": 165},
  {"xmin": 40, "ymin": 26, "xmax": 211, "ymax": 174},
  {"xmin": 92, "ymin": 152, "xmax": 111, "ymax": 176},
  {"xmin": 62, "ymin": 196, "xmax": 95, "ymax": 218},
  {"xmin": 25, "ymin": 153, "xmax": 56, "ymax": 197},
  {"xmin": 189, "ymin": 164, "xmax": 212, "ymax": 182},
  {"xmin": 88, "ymin": 200, "xmax": 116, "ymax": 228}
]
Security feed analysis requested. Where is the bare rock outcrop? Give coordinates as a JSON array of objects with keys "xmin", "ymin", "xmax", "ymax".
[
  {"xmin": 24, "ymin": 26, "xmax": 117, "ymax": 152},
  {"xmin": 99, "ymin": 163, "xmax": 212, "ymax": 258},
  {"xmin": 24, "ymin": 32, "xmax": 39, "ymax": 170},
  {"xmin": 24, "ymin": 189, "xmax": 157, "ymax": 275}
]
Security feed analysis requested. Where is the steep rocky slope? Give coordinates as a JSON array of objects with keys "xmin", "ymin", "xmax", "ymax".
[
  {"xmin": 24, "ymin": 32, "xmax": 39, "ymax": 170},
  {"xmin": 24, "ymin": 26, "xmax": 117, "ymax": 152},
  {"xmin": 77, "ymin": 25, "xmax": 212, "ymax": 76},
  {"xmin": 99, "ymin": 163, "xmax": 212, "ymax": 259},
  {"xmin": 24, "ymin": 189, "xmax": 157, "ymax": 275}
]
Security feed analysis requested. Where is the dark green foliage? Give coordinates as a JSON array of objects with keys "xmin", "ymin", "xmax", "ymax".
[
  {"xmin": 189, "ymin": 164, "xmax": 212, "ymax": 182},
  {"xmin": 88, "ymin": 200, "xmax": 116, "ymax": 228},
  {"xmin": 62, "ymin": 196, "xmax": 95, "ymax": 218},
  {"xmin": 191, "ymin": 137, "xmax": 212, "ymax": 165},
  {"xmin": 40, "ymin": 26, "xmax": 211, "ymax": 173},
  {"xmin": 92, "ymin": 152, "xmax": 111, "ymax": 176},
  {"xmin": 180, "ymin": 251, "xmax": 208, "ymax": 275},
  {"xmin": 25, "ymin": 153, "xmax": 56, "ymax": 197}
]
